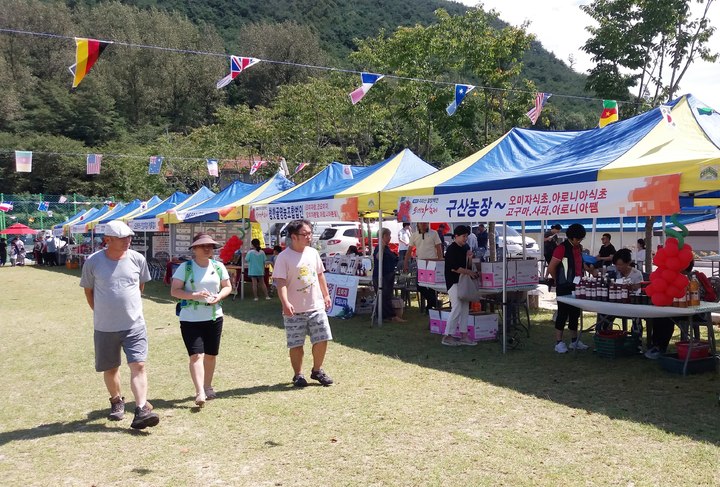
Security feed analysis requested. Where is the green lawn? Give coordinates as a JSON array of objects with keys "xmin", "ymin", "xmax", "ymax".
[{"xmin": 1, "ymin": 265, "xmax": 719, "ymax": 486}]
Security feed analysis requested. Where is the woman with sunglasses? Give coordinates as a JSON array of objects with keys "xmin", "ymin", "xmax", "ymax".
[{"xmin": 171, "ymin": 233, "xmax": 232, "ymax": 407}]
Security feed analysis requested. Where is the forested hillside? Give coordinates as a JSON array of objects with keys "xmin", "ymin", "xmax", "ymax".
[{"xmin": 0, "ymin": 0, "xmax": 597, "ymax": 199}]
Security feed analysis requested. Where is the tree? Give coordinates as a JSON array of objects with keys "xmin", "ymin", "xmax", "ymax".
[{"xmin": 581, "ymin": 0, "xmax": 717, "ymax": 109}]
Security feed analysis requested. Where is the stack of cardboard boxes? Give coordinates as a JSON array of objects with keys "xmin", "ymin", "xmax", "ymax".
[{"xmin": 429, "ymin": 309, "xmax": 499, "ymax": 341}]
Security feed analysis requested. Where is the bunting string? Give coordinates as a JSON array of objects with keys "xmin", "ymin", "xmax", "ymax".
[{"xmin": 0, "ymin": 27, "xmax": 635, "ymax": 106}]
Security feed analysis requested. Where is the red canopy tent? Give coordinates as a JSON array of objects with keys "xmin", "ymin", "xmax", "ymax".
[{"xmin": 0, "ymin": 223, "xmax": 38, "ymax": 235}]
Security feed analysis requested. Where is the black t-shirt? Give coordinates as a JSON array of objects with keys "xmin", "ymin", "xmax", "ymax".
[
  {"xmin": 544, "ymin": 231, "xmax": 558, "ymax": 262},
  {"xmin": 598, "ymin": 244, "xmax": 616, "ymax": 266},
  {"xmin": 444, "ymin": 242, "xmax": 470, "ymax": 289}
]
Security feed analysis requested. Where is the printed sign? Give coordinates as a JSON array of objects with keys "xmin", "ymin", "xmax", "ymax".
[
  {"xmin": 129, "ymin": 218, "xmax": 165, "ymax": 232},
  {"xmin": 252, "ymin": 197, "xmax": 359, "ymax": 224},
  {"xmin": 396, "ymin": 175, "xmax": 680, "ymax": 222},
  {"xmin": 324, "ymin": 273, "xmax": 359, "ymax": 318}
]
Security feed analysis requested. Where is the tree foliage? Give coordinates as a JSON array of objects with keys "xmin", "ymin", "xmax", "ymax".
[{"xmin": 581, "ymin": 0, "xmax": 717, "ymax": 109}]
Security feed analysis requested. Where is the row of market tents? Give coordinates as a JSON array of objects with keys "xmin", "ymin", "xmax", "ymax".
[{"xmin": 51, "ymin": 94, "xmax": 720, "ymax": 238}]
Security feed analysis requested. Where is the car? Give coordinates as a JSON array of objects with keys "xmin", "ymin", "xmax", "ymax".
[
  {"xmin": 318, "ymin": 224, "xmax": 362, "ymax": 257},
  {"xmin": 471, "ymin": 224, "xmax": 540, "ymax": 260}
]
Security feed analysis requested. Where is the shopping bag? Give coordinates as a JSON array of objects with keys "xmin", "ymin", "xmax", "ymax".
[{"xmin": 457, "ymin": 274, "xmax": 480, "ymax": 301}]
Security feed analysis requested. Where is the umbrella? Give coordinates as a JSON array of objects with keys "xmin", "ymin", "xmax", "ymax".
[{"xmin": 0, "ymin": 223, "xmax": 38, "ymax": 235}]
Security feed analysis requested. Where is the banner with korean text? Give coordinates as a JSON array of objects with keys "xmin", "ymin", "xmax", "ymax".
[
  {"xmin": 325, "ymin": 273, "xmax": 359, "ymax": 318},
  {"xmin": 251, "ymin": 197, "xmax": 359, "ymax": 224},
  {"xmin": 396, "ymin": 175, "xmax": 680, "ymax": 223},
  {"xmin": 129, "ymin": 218, "xmax": 165, "ymax": 232}
]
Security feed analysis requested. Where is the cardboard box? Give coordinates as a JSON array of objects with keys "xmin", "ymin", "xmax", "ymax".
[
  {"xmin": 514, "ymin": 259, "xmax": 539, "ymax": 285},
  {"xmin": 480, "ymin": 261, "xmax": 507, "ymax": 288},
  {"xmin": 471, "ymin": 313, "xmax": 499, "ymax": 341},
  {"xmin": 418, "ymin": 259, "xmax": 446, "ymax": 284}
]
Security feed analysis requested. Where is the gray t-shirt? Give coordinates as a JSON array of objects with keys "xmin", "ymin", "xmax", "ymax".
[{"xmin": 80, "ymin": 249, "xmax": 152, "ymax": 332}]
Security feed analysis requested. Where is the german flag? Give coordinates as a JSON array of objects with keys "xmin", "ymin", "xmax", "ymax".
[{"xmin": 70, "ymin": 38, "xmax": 110, "ymax": 91}]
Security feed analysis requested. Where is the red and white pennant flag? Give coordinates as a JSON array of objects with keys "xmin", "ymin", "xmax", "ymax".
[
  {"xmin": 249, "ymin": 160, "xmax": 267, "ymax": 175},
  {"xmin": 293, "ymin": 162, "xmax": 307, "ymax": 175},
  {"xmin": 216, "ymin": 56, "xmax": 260, "ymax": 89}
]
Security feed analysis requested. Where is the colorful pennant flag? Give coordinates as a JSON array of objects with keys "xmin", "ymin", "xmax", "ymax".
[
  {"xmin": 599, "ymin": 100, "xmax": 619, "ymax": 128},
  {"xmin": 86, "ymin": 153, "xmax": 102, "ymax": 174},
  {"xmin": 349, "ymin": 72, "xmax": 384, "ymax": 105},
  {"xmin": 216, "ymin": 56, "xmax": 261, "ymax": 89},
  {"xmin": 47, "ymin": 210, "xmax": 53, "ymax": 217},
  {"xmin": 293, "ymin": 162, "xmax": 308, "ymax": 175},
  {"xmin": 207, "ymin": 158, "xmax": 219, "ymax": 177},
  {"xmin": 148, "ymin": 156, "xmax": 164, "ymax": 175},
  {"xmin": 37, "ymin": 201, "xmax": 49, "ymax": 212},
  {"xmin": 278, "ymin": 157, "xmax": 290, "ymax": 176},
  {"xmin": 526, "ymin": 92, "xmax": 552, "ymax": 125},
  {"xmin": 697, "ymin": 107, "xmax": 714, "ymax": 116},
  {"xmin": 58, "ymin": 195, "xmax": 68, "ymax": 204},
  {"xmin": 446, "ymin": 84, "xmax": 475, "ymax": 116},
  {"xmin": 249, "ymin": 160, "xmax": 267, "ymax": 175},
  {"xmin": 659, "ymin": 105, "xmax": 676, "ymax": 128},
  {"xmin": 69, "ymin": 38, "xmax": 111, "ymax": 91},
  {"xmin": 0, "ymin": 202, "xmax": 13, "ymax": 212},
  {"xmin": 15, "ymin": 151, "xmax": 32, "ymax": 172},
  {"xmin": 340, "ymin": 164, "xmax": 354, "ymax": 179}
]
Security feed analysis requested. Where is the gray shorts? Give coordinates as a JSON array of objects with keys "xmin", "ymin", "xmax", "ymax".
[
  {"xmin": 94, "ymin": 327, "xmax": 148, "ymax": 372},
  {"xmin": 284, "ymin": 310, "xmax": 333, "ymax": 349}
]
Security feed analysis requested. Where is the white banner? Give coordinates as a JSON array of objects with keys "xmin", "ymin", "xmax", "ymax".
[
  {"xmin": 129, "ymin": 218, "xmax": 164, "ymax": 232},
  {"xmin": 71, "ymin": 223, "xmax": 88, "ymax": 233},
  {"xmin": 252, "ymin": 197, "xmax": 359, "ymax": 224},
  {"xmin": 396, "ymin": 175, "xmax": 680, "ymax": 223},
  {"xmin": 324, "ymin": 273, "xmax": 359, "ymax": 318}
]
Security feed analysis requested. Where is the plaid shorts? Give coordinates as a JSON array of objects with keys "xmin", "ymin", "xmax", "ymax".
[{"xmin": 283, "ymin": 309, "xmax": 333, "ymax": 348}]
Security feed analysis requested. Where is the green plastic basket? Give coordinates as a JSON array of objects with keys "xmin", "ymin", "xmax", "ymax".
[{"xmin": 593, "ymin": 332, "xmax": 640, "ymax": 358}]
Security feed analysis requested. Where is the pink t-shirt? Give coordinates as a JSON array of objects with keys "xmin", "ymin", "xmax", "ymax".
[{"xmin": 272, "ymin": 246, "xmax": 325, "ymax": 313}]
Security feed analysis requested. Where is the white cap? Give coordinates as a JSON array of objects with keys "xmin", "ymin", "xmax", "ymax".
[{"xmin": 104, "ymin": 220, "xmax": 135, "ymax": 238}]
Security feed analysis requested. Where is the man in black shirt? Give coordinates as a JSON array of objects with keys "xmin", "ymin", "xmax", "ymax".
[{"xmin": 595, "ymin": 233, "xmax": 616, "ymax": 267}]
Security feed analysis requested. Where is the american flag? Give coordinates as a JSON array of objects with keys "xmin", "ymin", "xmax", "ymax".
[
  {"xmin": 249, "ymin": 160, "xmax": 267, "ymax": 175},
  {"xmin": 86, "ymin": 153, "xmax": 102, "ymax": 174},
  {"xmin": 526, "ymin": 92, "xmax": 552, "ymax": 125},
  {"xmin": 293, "ymin": 162, "xmax": 308, "ymax": 175}
]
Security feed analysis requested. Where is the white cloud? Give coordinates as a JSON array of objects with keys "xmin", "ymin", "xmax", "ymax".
[{"xmin": 457, "ymin": 0, "xmax": 720, "ymax": 109}]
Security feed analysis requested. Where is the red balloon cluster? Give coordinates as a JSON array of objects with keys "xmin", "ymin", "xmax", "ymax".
[
  {"xmin": 644, "ymin": 238, "xmax": 693, "ymax": 306},
  {"xmin": 219, "ymin": 235, "xmax": 243, "ymax": 264}
]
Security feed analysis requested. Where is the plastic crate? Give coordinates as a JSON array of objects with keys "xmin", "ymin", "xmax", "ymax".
[
  {"xmin": 593, "ymin": 332, "xmax": 640, "ymax": 358},
  {"xmin": 659, "ymin": 353, "xmax": 718, "ymax": 375}
]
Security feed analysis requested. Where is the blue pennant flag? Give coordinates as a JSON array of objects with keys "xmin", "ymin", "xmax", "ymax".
[
  {"xmin": 37, "ymin": 201, "xmax": 49, "ymax": 212},
  {"xmin": 148, "ymin": 155, "xmax": 164, "ymax": 175},
  {"xmin": 446, "ymin": 84, "xmax": 475, "ymax": 116}
]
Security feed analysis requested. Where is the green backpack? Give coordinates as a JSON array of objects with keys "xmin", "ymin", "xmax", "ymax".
[{"xmin": 175, "ymin": 259, "xmax": 224, "ymax": 319}]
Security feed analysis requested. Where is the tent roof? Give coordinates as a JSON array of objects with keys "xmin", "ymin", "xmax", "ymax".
[
  {"xmin": 253, "ymin": 149, "xmax": 437, "ymax": 213},
  {"xmin": 98, "ymin": 197, "xmax": 161, "ymax": 225},
  {"xmin": 52, "ymin": 209, "xmax": 89, "ymax": 230},
  {"xmin": 382, "ymin": 94, "xmax": 720, "ymax": 204},
  {"xmin": 219, "ymin": 172, "xmax": 296, "ymax": 220},
  {"xmin": 156, "ymin": 186, "xmax": 216, "ymax": 224},
  {"xmin": 179, "ymin": 173, "xmax": 294, "ymax": 223},
  {"xmin": 128, "ymin": 191, "xmax": 189, "ymax": 221}
]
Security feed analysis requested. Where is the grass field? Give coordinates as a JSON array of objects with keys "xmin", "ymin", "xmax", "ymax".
[{"xmin": 1, "ymin": 265, "xmax": 719, "ymax": 486}]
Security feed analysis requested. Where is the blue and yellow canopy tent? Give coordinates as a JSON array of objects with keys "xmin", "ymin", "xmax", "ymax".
[
  {"xmin": 52, "ymin": 209, "xmax": 90, "ymax": 236},
  {"xmin": 87, "ymin": 197, "xmax": 162, "ymax": 232},
  {"xmin": 155, "ymin": 186, "xmax": 216, "ymax": 226},
  {"xmin": 124, "ymin": 191, "xmax": 190, "ymax": 232}
]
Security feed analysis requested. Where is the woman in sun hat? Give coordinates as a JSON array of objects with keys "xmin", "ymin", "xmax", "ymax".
[{"xmin": 170, "ymin": 233, "xmax": 232, "ymax": 408}]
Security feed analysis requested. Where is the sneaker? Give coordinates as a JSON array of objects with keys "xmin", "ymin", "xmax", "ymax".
[
  {"xmin": 292, "ymin": 374, "xmax": 308, "ymax": 388},
  {"xmin": 441, "ymin": 336, "xmax": 460, "ymax": 347},
  {"xmin": 108, "ymin": 396, "xmax": 125, "ymax": 421},
  {"xmin": 554, "ymin": 341, "xmax": 568, "ymax": 354},
  {"xmin": 130, "ymin": 403, "xmax": 160, "ymax": 430},
  {"xmin": 310, "ymin": 368, "xmax": 334, "ymax": 386},
  {"xmin": 458, "ymin": 337, "xmax": 477, "ymax": 346},
  {"xmin": 265, "ymin": 297, "xmax": 271, "ymax": 300},
  {"xmin": 569, "ymin": 339, "xmax": 589, "ymax": 351},
  {"xmin": 644, "ymin": 346, "xmax": 662, "ymax": 360},
  {"xmin": 204, "ymin": 387, "xmax": 217, "ymax": 400},
  {"xmin": 253, "ymin": 298, "xmax": 259, "ymax": 301}
]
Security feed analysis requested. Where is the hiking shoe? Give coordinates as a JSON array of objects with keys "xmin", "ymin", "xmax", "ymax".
[
  {"xmin": 292, "ymin": 374, "xmax": 308, "ymax": 388},
  {"xmin": 108, "ymin": 396, "xmax": 125, "ymax": 421},
  {"xmin": 204, "ymin": 387, "xmax": 217, "ymax": 400},
  {"xmin": 554, "ymin": 341, "xmax": 568, "ymax": 354},
  {"xmin": 644, "ymin": 346, "xmax": 662, "ymax": 360},
  {"xmin": 130, "ymin": 404, "xmax": 160, "ymax": 430},
  {"xmin": 310, "ymin": 368, "xmax": 334, "ymax": 386},
  {"xmin": 569, "ymin": 339, "xmax": 589, "ymax": 351},
  {"xmin": 442, "ymin": 336, "xmax": 460, "ymax": 347}
]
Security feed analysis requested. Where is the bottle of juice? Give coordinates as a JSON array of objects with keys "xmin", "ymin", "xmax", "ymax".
[{"xmin": 689, "ymin": 275, "xmax": 700, "ymax": 306}]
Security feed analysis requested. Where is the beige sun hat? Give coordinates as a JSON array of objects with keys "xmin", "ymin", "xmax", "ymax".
[{"xmin": 189, "ymin": 233, "xmax": 220, "ymax": 249}]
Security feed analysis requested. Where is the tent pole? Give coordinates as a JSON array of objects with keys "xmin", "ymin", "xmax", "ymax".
[
  {"xmin": 619, "ymin": 217, "xmax": 624, "ymax": 250},
  {"xmin": 591, "ymin": 219, "xmax": 597, "ymax": 255},
  {"xmin": 661, "ymin": 215, "xmax": 667, "ymax": 245},
  {"xmin": 521, "ymin": 220, "xmax": 527, "ymax": 259},
  {"xmin": 377, "ymin": 207, "xmax": 384, "ymax": 327},
  {"xmin": 716, "ymin": 208, "xmax": 719, "ymax": 255},
  {"xmin": 503, "ymin": 220, "xmax": 508, "ymax": 355}
]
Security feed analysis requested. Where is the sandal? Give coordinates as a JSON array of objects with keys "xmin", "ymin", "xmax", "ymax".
[{"xmin": 204, "ymin": 387, "xmax": 217, "ymax": 400}]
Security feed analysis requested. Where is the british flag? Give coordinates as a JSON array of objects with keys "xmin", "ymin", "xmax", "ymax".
[
  {"xmin": 249, "ymin": 159, "xmax": 267, "ymax": 175},
  {"xmin": 216, "ymin": 56, "xmax": 261, "ymax": 89}
]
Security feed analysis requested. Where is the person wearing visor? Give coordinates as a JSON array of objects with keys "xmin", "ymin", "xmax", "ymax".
[{"xmin": 171, "ymin": 233, "xmax": 232, "ymax": 407}]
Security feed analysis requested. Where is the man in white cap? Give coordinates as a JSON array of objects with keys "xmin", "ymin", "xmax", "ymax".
[{"xmin": 80, "ymin": 220, "xmax": 159, "ymax": 429}]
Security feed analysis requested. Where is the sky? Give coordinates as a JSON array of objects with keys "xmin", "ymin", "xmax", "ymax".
[{"xmin": 457, "ymin": 0, "xmax": 720, "ymax": 110}]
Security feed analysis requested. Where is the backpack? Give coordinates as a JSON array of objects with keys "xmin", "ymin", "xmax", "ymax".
[{"xmin": 175, "ymin": 259, "xmax": 224, "ymax": 318}]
